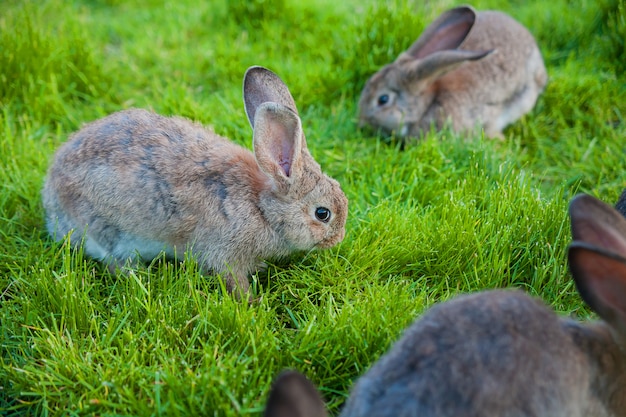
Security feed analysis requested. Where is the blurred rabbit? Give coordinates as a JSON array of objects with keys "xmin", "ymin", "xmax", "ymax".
[
  {"xmin": 42, "ymin": 66, "xmax": 348, "ymax": 299},
  {"xmin": 265, "ymin": 194, "xmax": 626, "ymax": 416},
  {"xmin": 358, "ymin": 5, "xmax": 547, "ymax": 141}
]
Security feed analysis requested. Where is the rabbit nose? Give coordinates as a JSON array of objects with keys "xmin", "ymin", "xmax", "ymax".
[{"xmin": 318, "ymin": 228, "xmax": 345, "ymax": 249}]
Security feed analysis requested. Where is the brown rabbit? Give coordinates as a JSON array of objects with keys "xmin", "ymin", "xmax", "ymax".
[
  {"xmin": 264, "ymin": 194, "xmax": 626, "ymax": 416},
  {"xmin": 358, "ymin": 5, "xmax": 547, "ymax": 141},
  {"xmin": 42, "ymin": 66, "xmax": 348, "ymax": 298}
]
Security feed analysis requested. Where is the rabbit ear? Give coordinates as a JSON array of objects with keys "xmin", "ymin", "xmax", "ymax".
[
  {"xmin": 244, "ymin": 66, "xmax": 299, "ymax": 128},
  {"xmin": 253, "ymin": 102, "xmax": 305, "ymax": 191},
  {"xmin": 264, "ymin": 371, "xmax": 327, "ymax": 417},
  {"xmin": 568, "ymin": 242, "xmax": 626, "ymax": 339},
  {"xmin": 569, "ymin": 194, "xmax": 626, "ymax": 259},
  {"xmin": 403, "ymin": 49, "xmax": 493, "ymax": 83},
  {"xmin": 403, "ymin": 6, "xmax": 477, "ymax": 60}
]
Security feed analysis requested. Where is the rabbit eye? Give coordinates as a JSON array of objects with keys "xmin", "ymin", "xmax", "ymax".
[
  {"xmin": 377, "ymin": 94, "xmax": 390, "ymax": 106},
  {"xmin": 315, "ymin": 207, "xmax": 331, "ymax": 223}
]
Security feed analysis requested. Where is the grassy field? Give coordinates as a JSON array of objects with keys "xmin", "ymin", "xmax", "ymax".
[{"xmin": 1, "ymin": 0, "xmax": 625, "ymax": 415}]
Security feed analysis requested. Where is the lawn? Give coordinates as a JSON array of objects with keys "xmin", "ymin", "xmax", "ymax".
[{"xmin": 1, "ymin": 0, "xmax": 625, "ymax": 415}]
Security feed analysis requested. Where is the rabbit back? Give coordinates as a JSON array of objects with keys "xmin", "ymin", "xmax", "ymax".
[
  {"xmin": 449, "ymin": 11, "xmax": 547, "ymax": 136},
  {"xmin": 339, "ymin": 290, "xmax": 589, "ymax": 417},
  {"xmin": 43, "ymin": 108, "xmax": 270, "ymax": 270},
  {"xmin": 265, "ymin": 290, "xmax": 619, "ymax": 417}
]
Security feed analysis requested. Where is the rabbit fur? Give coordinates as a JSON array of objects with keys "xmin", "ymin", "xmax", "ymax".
[
  {"xmin": 264, "ymin": 194, "xmax": 626, "ymax": 417},
  {"xmin": 42, "ymin": 66, "xmax": 348, "ymax": 298},
  {"xmin": 358, "ymin": 5, "xmax": 547, "ymax": 141}
]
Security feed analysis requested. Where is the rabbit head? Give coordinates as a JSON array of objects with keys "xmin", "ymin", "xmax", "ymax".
[
  {"xmin": 358, "ymin": 6, "xmax": 492, "ymax": 138},
  {"xmin": 243, "ymin": 66, "xmax": 348, "ymax": 251}
]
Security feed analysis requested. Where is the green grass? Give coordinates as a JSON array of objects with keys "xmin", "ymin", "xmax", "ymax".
[{"xmin": 1, "ymin": 0, "xmax": 625, "ymax": 415}]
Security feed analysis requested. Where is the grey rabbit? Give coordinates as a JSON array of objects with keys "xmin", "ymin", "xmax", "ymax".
[
  {"xmin": 42, "ymin": 66, "xmax": 348, "ymax": 298},
  {"xmin": 358, "ymin": 5, "xmax": 547, "ymax": 141},
  {"xmin": 264, "ymin": 194, "xmax": 626, "ymax": 416}
]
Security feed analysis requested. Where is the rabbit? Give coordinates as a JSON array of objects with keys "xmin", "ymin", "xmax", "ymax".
[
  {"xmin": 264, "ymin": 193, "xmax": 626, "ymax": 417},
  {"xmin": 42, "ymin": 66, "xmax": 348, "ymax": 299},
  {"xmin": 357, "ymin": 5, "xmax": 547, "ymax": 141}
]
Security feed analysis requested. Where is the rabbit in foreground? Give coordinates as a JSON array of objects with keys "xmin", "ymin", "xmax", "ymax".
[
  {"xmin": 42, "ymin": 66, "xmax": 348, "ymax": 298},
  {"xmin": 264, "ymin": 194, "xmax": 626, "ymax": 417},
  {"xmin": 358, "ymin": 5, "xmax": 547, "ymax": 141}
]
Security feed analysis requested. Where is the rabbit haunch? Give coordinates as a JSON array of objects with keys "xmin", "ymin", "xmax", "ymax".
[
  {"xmin": 264, "ymin": 194, "xmax": 626, "ymax": 417},
  {"xmin": 358, "ymin": 6, "xmax": 547, "ymax": 140},
  {"xmin": 42, "ymin": 66, "xmax": 348, "ymax": 297}
]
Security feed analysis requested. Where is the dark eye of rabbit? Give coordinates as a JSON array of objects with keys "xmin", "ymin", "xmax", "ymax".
[
  {"xmin": 377, "ymin": 94, "xmax": 390, "ymax": 106},
  {"xmin": 315, "ymin": 207, "xmax": 331, "ymax": 223}
]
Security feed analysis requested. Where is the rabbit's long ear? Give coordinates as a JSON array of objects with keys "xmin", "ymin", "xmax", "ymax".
[
  {"xmin": 253, "ymin": 102, "xmax": 305, "ymax": 191},
  {"xmin": 569, "ymin": 194, "xmax": 626, "ymax": 258},
  {"xmin": 264, "ymin": 371, "xmax": 328, "ymax": 417},
  {"xmin": 568, "ymin": 243, "xmax": 626, "ymax": 340},
  {"xmin": 403, "ymin": 6, "xmax": 477, "ymax": 60},
  {"xmin": 401, "ymin": 49, "xmax": 492, "ymax": 85},
  {"xmin": 244, "ymin": 66, "xmax": 299, "ymax": 128}
]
